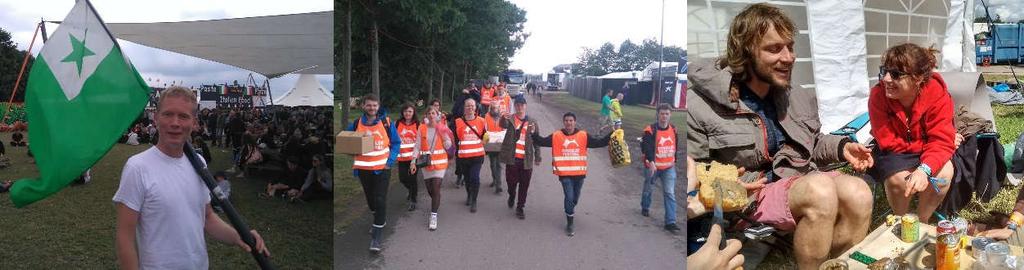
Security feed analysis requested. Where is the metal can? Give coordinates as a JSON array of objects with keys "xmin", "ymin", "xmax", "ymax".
[
  {"xmin": 937, "ymin": 220, "xmax": 955, "ymax": 234},
  {"xmin": 901, "ymin": 214, "xmax": 920, "ymax": 243},
  {"xmin": 936, "ymin": 233, "xmax": 960, "ymax": 270},
  {"xmin": 986, "ymin": 242, "xmax": 1010, "ymax": 267},
  {"xmin": 972, "ymin": 237, "xmax": 994, "ymax": 260}
]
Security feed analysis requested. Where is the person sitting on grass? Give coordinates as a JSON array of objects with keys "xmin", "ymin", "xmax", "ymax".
[
  {"xmin": 0, "ymin": 180, "xmax": 14, "ymax": 193},
  {"xmin": 213, "ymin": 171, "xmax": 231, "ymax": 213},
  {"xmin": 10, "ymin": 132, "xmax": 26, "ymax": 147},
  {"xmin": 262, "ymin": 157, "xmax": 305, "ymax": 199},
  {"xmin": 287, "ymin": 155, "xmax": 332, "ymax": 202},
  {"xmin": 867, "ymin": 43, "xmax": 957, "ymax": 224}
]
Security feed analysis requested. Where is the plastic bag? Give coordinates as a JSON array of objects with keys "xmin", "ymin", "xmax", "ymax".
[
  {"xmin": 695, "ymin": 161, "xmax": 749, "ymax": 212},
  {"xmin": 608, "ymin": 129, "xmax": 631, "ymax": 168}
]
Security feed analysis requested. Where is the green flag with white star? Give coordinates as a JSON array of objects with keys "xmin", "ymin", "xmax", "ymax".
[{"xmin": 10, "ymin": 0, "xmax": 149, "ymax": 207}]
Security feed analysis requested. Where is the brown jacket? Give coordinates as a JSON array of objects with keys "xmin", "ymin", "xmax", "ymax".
[
  {"xmin": 686, "ymin": 58, "xmax": 849, "ymax": 180},
  {"xmin": 499, "ymin": 115, "xmax": 541, "ymax": 170}
]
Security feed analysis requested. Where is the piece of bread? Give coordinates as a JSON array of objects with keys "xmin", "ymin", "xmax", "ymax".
[{"xmin": 695, "ymin": 161, "xmax": 748, "ymax": 212}]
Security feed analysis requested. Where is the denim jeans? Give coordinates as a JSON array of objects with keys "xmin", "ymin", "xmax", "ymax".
[
  {"xmin": 641, "ymin": 166, "xmax": 677, "ymax": 225},
  {"xmin": 559, "ymin": 176, "xmax": 586, "ymax": 216}
]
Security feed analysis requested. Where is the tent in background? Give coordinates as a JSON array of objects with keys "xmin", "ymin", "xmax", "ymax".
[
  {"xmin": 274, "ymin": 74, "xmax": 333, "ymax": 107},
  {"xmin": 687, "ymin": 0, "xmax": 977, "ymax": 140}
]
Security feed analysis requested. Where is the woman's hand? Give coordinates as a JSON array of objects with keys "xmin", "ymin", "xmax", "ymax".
[{"xmin": 904, "ymin": 169, "xmax": 929, "ymax": 197}]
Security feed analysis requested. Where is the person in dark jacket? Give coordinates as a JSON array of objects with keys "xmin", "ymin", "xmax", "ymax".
[{"xmin": 640, "ymin": 104, "xmax": 681, "ymax": 233}]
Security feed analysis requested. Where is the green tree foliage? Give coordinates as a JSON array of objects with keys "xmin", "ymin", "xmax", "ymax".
[
  {"xmin": 571, "ymin": 38, "xmax": 683, "ymax": 77},
  {"xmin": 336, "ymin": 0, "xmax": 527, "ymax": 108},
  {"xmin": 0, "ymin": 27, "xmax": 34, "ymax": 103}
]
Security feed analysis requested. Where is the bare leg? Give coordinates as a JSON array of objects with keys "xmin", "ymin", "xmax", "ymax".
[
  {"xmin": 916, "ymin": 161, "xmax": 954, "ymax": 223},
  {"xmin": 830, "ymin": 174, "xmax": 873, "ymax": 257},
  {"xmin": 789, "ymin": 173, "xmax": 839, "ymax": 270},
  {"xmin": 884, "ymin": 170, "xmax": 913, "ymax": 216}
]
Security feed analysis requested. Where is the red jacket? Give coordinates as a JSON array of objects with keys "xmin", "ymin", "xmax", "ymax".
[{"xmin": 868, "ymin": 73, "xmax": 956, "ymax": 172}]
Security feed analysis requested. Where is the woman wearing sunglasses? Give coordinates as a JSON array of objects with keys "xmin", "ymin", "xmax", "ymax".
[{"xmin": 867, "ymin": 43, "xmax": 957, "ymax": 223}]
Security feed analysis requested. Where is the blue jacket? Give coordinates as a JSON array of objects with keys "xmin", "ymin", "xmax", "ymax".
[{"xmin": 346, "ymin": 112, "xmax": 401, "ymax": 176}]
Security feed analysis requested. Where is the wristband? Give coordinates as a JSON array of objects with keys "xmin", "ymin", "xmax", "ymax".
[
  {"xmin": 917, "ymin": 164, "xmax": 932, "ymax": 177},
  {"xmin": 1010, "ymin": 212, "xmax": 1024, "ymax": 230}
]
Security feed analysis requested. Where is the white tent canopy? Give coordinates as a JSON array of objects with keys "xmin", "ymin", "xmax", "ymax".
[
  {"xmin": 688, "ymin": 0, "xmax": 976, "ymax": 137},
  {"xmin": 106, "ymin": 11, "xmax": 333, "ymax": 78},
  {"xmin": 274, "ymin": 74, "xmax": 333, "ymax": 107}
]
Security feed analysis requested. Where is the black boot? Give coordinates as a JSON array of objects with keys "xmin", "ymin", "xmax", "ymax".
[
  {"xmin": 369, "ymin": 227, "xmax": 383, "ymax": 253},
  {"xmin": 507, "ymin": 196, "xmax": 515, "ymax": 209},
  {"xmin": 464, "ymin": 185, "xmax": 472, "ymax": 206},
  {"xmin": 566, "ymin": 216, "xmax": 575, "ymax": 237},
  {"xmin": 516, "ymin": 207, "xmax": 525, "ymax": 219},
  {"xmin": 469, "ymin": 186, "xmax": 478, "ymax": 213}
]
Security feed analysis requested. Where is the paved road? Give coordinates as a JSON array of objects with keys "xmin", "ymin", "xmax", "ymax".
[{"xmin": 336, "ymin": 92, "xmax": 685, "ymax": 269}]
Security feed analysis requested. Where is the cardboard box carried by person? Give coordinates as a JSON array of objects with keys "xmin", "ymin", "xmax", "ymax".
[{"xmin": 336, "ymin": 131, "xmax": 373, "ymax": 155}]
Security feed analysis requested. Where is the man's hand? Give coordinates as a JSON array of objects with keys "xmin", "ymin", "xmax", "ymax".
[
  {"xmin": 410, "ymin": 164, "xmax": 418, "ymax": 174},
  {"xmin": 736, "ymin": 167, "xmax": 766, "ymax": 193},
  {"xmin": 843, "ymin": 143, "xmax": 874, "ymax": 172},
  {"xmin": 236, "ymin": 229, "xmax": 271, "ymax": 257},
  {"xmin": 954, "ymin": 133, "xmax": 964, "ymax": 148},
  {"xmin": 687, "ymin": 196, "xmax": 708, "ymax": 219},
  {"xmin": 904, "ymin": 169, "xmax": 929, "ymax": 197},
  {"xmin": 689, "ymin": 224, "xmax": 744, "ymax": 270}
]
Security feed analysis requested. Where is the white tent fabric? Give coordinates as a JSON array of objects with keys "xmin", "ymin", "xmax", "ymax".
[
  {"xmin": 688, "ymin": 0, "xmax": 967, "ymax": 135},
  {"xmin": 274, "ymin": 74, "xmax": 333, "ymax": 107},
  {"xmin": 106, "ymin": 11, "xmax": 333, "ymax": 78}
]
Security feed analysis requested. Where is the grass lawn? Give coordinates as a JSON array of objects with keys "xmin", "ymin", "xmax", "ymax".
[{"xmin": 0, "ymin": 132, "xmax": 331, "ymax": 269}]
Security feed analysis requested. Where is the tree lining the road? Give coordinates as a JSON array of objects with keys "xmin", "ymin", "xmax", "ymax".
[
  {"xmin": 336, "ymin": 0, "xmax": 528, "ymax": 116},
  {"xmin": 571, "ymin": 38, "xmax": 684, "ymax": 77}
]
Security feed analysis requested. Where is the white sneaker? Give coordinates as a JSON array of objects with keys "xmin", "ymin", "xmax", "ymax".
[{"xmin": 429, "ymin": 213, "xmax": 438, "ymax": 231}]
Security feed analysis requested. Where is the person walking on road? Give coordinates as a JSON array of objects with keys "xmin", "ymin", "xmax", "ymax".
[
  {"xmin": 640, "ymin": 103, "xmax": 681, "ymax": 233},
  {"xmin": 450, "ymin": 98, "xmax": 488, "ymax": 213},
  {"xmin": 599, "ymin": 89, "xmax": 614, "ymax": 133},
  {"xmin": 610, "ymin": 93, "xmax": 624, "ymax": 130},
  {"xmin": 346, "ymin": 94, "xmax": 400, "ymax": 252},
  {"xmin": 532, "ymin": 112, "xmax": 612, "ymax": 236},
  {"xmin": 416, "ymin": 106, "xmax": 454, "ymax": 230},
  {"xmin": 394, "ymin": 103, "xmax": 421, "ymax": 211},
  {"xmin": 499, "ymin": 96, "xmax": 541, "ymax": 219},
  {"xmin": 452, "ymin": 83, "xmax": 482, "ymax": 188},
  {"xmin": 484, "ymin": 109, "xmax": 506, "ymax": 194}
]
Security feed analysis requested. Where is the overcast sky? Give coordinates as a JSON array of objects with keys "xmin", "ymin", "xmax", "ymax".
[
  {"xmin": 975, "ymin": 0, "xmax": 1023, "ymax": 22},
  {"xmin": 0, "ymin": 0, "xmax": 333, "ymax": 98},
  {"xmin": 507, "ymin": 0, "xmax": 685, "ymax": 74}
]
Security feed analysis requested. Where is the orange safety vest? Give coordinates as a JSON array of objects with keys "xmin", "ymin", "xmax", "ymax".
[
  {"xmin": 512, "ymin": 117, "xmax": 528, "ymax": 159},
  {"xmin": 353, "ymin": 119, "xmax": 390, "ymax": 171},
  {"xmin": 455, "ymin": 117, "xmax": 487, "ymax": 158},
  {"xmin": 395, "ymin": 120, "xmax": 419, "ymax": 162},
  {"xmin": 551, "ymin": 130, "xmax": 588, "ymax": 176},
  {"xmin": 647, "ymin": 124, "xmax": 678, "ymax": 170},
  {"xmin": 418, "ymin": 125, "xmax": 449, "ymax": 171},
  {"xmin": 480, "ymin": 87, "xmax": 495, "ymax": 105},
  {"xmin": 492, "ymin": 95, "xmax": 512, "ymax": 115}
]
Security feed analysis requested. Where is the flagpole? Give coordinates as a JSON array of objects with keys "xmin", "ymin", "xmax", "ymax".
[
  {"xmin": 183, "ymin": 142, "xmax": 275, "ymax": 270},
  {"xmin": 1, "ymin": 21, "xmax": 42, "ymax": 124}
]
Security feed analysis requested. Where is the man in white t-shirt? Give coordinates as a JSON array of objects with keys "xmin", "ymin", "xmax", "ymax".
[{"xmin": 113, "ymin": 86, "xmax": 269, "ymax": 269}]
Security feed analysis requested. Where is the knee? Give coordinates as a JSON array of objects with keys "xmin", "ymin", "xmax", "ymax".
[
  {"xmin": 836, "ymin": 175, "xmax": 874, "ymax": 217},
  {"xmin": 799, "ymin": 175, "xmax": 839, "ymax": 218},
  {"xmin": 884, "ymin": 171, "xmax": 911, "ymax": 190},
  {"xmin": 936, "ymin": 161, "xmax": 954, "ymax": 181}
]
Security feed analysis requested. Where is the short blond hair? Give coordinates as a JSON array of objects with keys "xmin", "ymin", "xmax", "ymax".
[{"xmin": 157, "ymin": 86, "xmax": 197, "ymax": 115}]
